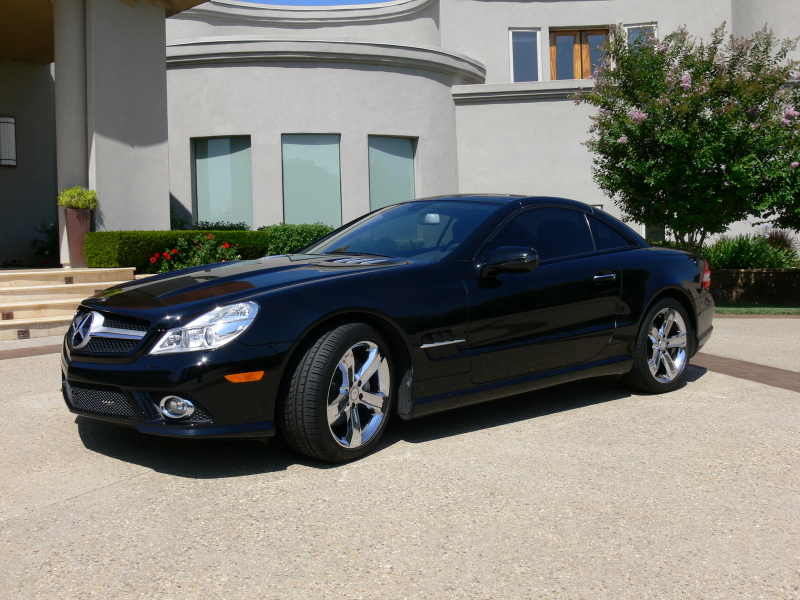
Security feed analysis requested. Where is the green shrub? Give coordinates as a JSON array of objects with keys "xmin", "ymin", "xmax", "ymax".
[
  {"xmin": 84, "ymin": 230, "xmax": 270, "ymax": 273},
  {"xmin": 703, "ymin": 235, "xmax": 798, "ymax": 269},
  {"xmin": 257, "ymin": 222, "xmax": 334, "ymax": 254},
  {"xmin": 58, "ymin": 186, "xmax": 98, "ymax": 210},
  {"xmin": 193, "ymin": 221, "xmax": 251, "ymax": 231},
  {"xmin": 149, "ymin": 234, "xmax": 242, "ymax": 273},
  {"xmin": 84, "ymin": 223, "xmax": 334, "ymax": 272}
]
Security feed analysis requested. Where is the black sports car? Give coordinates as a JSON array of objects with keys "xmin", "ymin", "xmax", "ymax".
[{"xmin": 62, "ymin": 195, "xmax": 715, "ymax": 462}]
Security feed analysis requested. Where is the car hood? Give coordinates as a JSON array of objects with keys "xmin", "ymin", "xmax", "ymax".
[{"xmin": 81, "ymin": 255, "xmax": 413, "ymax": 327}]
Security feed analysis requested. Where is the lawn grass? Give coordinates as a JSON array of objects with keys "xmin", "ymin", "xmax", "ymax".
[{"xmin": 715, "ymin": 303, "xmax": 800, "ymax": 315}]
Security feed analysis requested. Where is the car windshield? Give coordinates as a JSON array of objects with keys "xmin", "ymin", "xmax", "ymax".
[{"xmin": 303, "ymin": 200, "xmax": 500, "ymax": 260}]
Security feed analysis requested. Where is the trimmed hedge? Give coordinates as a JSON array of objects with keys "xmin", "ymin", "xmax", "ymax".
[{"xmin": 84, "ymin": 223, "xmax": 334, "ymax": 273}]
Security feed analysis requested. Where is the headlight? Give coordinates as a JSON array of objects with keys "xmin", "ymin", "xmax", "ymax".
[{"xmin": 149, "ymin": 301, "xmax": 259, "ymax": 354}]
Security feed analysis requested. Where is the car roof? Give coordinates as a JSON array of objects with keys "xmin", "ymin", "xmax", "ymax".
[{"xmin": 410, "ymin": 194, "xmax": 595, "ymax": 210}]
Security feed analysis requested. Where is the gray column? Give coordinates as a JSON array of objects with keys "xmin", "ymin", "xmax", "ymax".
[{"xmin": 53, "ymin": 0, "xmax": 89, "ymax": 268}]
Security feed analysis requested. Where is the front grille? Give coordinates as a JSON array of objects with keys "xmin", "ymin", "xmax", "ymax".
[
  {"xmin": 81, "ymin": 337, "xmax": 140, "ymax": 354},
  {"xmin": 187, "ymin": 406, "xmax": 212, "ymax": 422},
  {"xmin": 66, "ymin": 381, "xmax": 134, "ymax": 419},
  {"xmin": 101, "ymin": 313, "xmax": 149, "ymax": 332}
]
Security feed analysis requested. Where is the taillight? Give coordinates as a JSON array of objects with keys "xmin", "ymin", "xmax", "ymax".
[{"xmin": 701, "ymin": 260, "xmax": 711, "ymax": 290}]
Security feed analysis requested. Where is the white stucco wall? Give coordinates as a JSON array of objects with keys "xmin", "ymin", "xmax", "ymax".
[
  {"xmin": 85, "ymin": 0, "xmax": 170, "ymax": 232},
  {"xmin": 440, "ymin": 0, "xmax": 733, "ymax": 85},
  {"xmin": 166, "ymin": 42, "xmax": 476, "ymax": 226},
  {"xmin": 732, "ymin": 0, "xmax": 800, "ymax": 60}
]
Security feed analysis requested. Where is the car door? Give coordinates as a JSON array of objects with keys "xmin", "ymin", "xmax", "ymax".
[{"xmin": 466, "ymin": 206, "xmax": 622, "ymax": 385}]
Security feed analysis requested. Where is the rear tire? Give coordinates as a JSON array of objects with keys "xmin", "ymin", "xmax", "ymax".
[
  {"xmin": 625, "ymin": 298, "xmax": 691, "ymax": 394},
  {"xmin": 279, "ymin": 323, "xmax": 393, "ymax": 463}
]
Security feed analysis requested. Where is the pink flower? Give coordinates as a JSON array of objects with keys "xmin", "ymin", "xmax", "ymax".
[
  {"xmin": 781, "ymin": 118, "xmax": 791, "ymax": 126},
  {"xmin": 658, "ymin": 43, "xmax": 669, "ymax": 53},
  {"xmin": 791, "ymin": 162, "xmax": 799, "ymax": 171},
  {"xmin": 785, "ymin": 108, "xmax": 800, "ymax": 119},
  {"xmin": 724, "ymin": 182, "xmax": 730, "ymax": 187},
  {"xmin": 618, "ymin": 135, "xmax": 628, "ymax": 144},
  {"xmin": 680, "ymin": 74, "xmax": 692, "ymax": 90},
  {"xmin": 629, "ymin": 110, "xmax": 648, "ymax": 125},
  {"xmin": 751, "ymin": 123, "xmax": 760, "ymax": 130}
]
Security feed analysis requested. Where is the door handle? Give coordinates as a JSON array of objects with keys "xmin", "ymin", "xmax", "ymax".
[{"xmin": 593, "ymin": 273, "xmax": 617, "ymax": 283}]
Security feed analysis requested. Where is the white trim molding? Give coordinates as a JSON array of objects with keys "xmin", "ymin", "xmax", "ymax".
[
  {"xmin": 175, "ymin": 0, "xmax": 438, "ymax": 25},
  {"xmin": 453, "ymin": 79, "xmax": 592, "ymax": 105},
  {"xmin": 167, "ymin": 38, "xmax": 486, "ymax": 84}
]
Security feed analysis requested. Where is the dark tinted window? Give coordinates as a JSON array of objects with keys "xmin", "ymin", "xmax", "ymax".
[
  {"xmin": 489, "ymin": 207, "xmax": 594, "ymax": 261},
  {"xmin": 304, "ymin": 200, "xmax": 498, "ymax": 260},
  {"xmin": 588, "ymin": 216, "xmax": 633, "ymax": 251}
]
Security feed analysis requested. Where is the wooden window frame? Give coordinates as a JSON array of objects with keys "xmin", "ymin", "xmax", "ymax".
[{"xmin": 549, "ymin": 28, "xmax": 608, "ymax": 80}]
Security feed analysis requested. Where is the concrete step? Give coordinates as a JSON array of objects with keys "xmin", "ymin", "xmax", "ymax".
[
  {"xmin": 0, "ymin": 315, "xmax": 72, "ymax": 342},
  {"xmin": 0, "ymin": 281, "xmax": 130, "ymax": 303},
  {"xmin": 0, "ymin": 298, "xmax": 81, "ymax": 320},
  {"xmin": 0, "ymin": 267, "xmax": 135, "ymax": 289}
]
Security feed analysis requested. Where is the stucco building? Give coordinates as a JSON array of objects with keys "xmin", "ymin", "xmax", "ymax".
[{"xmin": 1, "ymin": 0, "xmax": 798, "ymax": 265}]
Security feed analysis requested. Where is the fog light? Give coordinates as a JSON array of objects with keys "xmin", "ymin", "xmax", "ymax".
[{"xmin": 160, "ymin": 396, "xmax": 195, "ymax": 419}]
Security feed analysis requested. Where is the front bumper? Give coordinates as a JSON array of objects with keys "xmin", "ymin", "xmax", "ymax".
[{"xmin": 61, "ymin": 337, "xmax": 291, "ymax": 439}]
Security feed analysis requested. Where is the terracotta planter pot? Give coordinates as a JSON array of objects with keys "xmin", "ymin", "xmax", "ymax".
[{"xmin": 65, "ymin": 208, "xmax": 91, "ymax": 269}]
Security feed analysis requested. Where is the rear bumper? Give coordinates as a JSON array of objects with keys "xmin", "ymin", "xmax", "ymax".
[{"xmin": 694, "ymin": 291, "xmax": 715, "ymax": 355}]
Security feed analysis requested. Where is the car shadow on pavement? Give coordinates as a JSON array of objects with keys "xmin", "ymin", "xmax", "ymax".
[
  {"xmin": 378, "ymin": 365, "xmax": 707, "ymax": 450},
  {"xmin": 76, "ymin": 367, "xmax": 707, "ymax": 478}
]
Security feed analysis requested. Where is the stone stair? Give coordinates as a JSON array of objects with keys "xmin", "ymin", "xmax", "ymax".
[{"xmin": 0, "ymin": 268, "xmax": 135, "ymax": 341}]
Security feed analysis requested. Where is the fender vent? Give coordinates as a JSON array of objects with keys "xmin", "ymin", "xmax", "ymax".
[{"xmin": 420, "ymin": 330, "xmax": 464, "ymax": 359}]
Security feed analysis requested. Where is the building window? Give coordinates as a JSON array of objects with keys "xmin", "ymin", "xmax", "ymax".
[
  {"xmin": 549, "ymin": 29, "xmax": 607, "ymax": 80},
  {"xmin": 0, "ymin": 117, "xmax": 16, "ymax": 167},
  {"xmin": 282, "ymin": 134, "xmax": 342, "ymax": 228},
  {"xmin": 368, "ymin": 136, "xmax": 416, "ymax": 211},
  {"xmin": 510, "ymin": 29, "xmax": 541, "ymax": 82},
  {"xmin": 193, "ymin": 136, "xmax": 253, "ymax": 227},
  {"xmin": 626, "ymin": 23, "xmax": 657, "ymax": 44}
]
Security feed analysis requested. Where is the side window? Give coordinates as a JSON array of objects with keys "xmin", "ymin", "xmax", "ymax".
[
  {"xmin": 588, "ymin": 216, "xmax": 633, "ymax": 251},
  {"xmin": 489, "ymin": 207, "xmax": 594, "ymax": 261}
]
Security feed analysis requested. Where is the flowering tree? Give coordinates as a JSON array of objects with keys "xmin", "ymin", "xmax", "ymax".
[{"xmin": 576, "ymin": 24, "xmax": 800, "ymax": 249}]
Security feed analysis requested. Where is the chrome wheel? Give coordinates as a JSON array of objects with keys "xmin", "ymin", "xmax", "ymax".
[
  {"xmin": 647, "ymin": 307, "xmax": 688, "ymax": 383},
  {"xmin": 327, "ymin": 341, "xmax": 391, "ymax": 449}
]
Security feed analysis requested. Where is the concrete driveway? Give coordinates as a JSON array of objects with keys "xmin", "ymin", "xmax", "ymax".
[{"xmin": 0, "ymin": 319, "xmax": 798, "ymax": 599}]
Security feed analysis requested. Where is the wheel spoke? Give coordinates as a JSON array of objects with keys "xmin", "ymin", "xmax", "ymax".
[
  {"xmin": 338, "ymin": 350, "xmax": 356, "ymax": 388},
  {"xmin": 648, "ymin": 326, "xmax": 661, "ymax": 345},
  {"xmin": 662, "ymin": 351, "xmax": 678, "ymax": 380},
  {"xmin": 649, "ymin": 348, "xmax": 662, "ymax": 376},
  {"xmin": 345, "ymin": 404, "xmax": 362, "ymax": 447},
  {"xmin": 354, "ymin": 346, "xmax": 381, "ymax": 385},
  {"xmin": 359, "ymin": 391, "xmax": 388, "ymax": 416},
  {"xmin": 667, "ymin": 332, "xmax": 687, "ymax": 349},
  {"xmin": 660, "ymin": 309, "xmax": 676, "ymax": 338},
  {"xmin": 327, "ymin": 392, "xmax": 348, "ymax": 425}
]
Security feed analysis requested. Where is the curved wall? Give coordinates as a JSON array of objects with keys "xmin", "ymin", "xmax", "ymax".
[
  {"xmin": 167, "ymin": 0, "xmax": 442, "ymax": 48},
  {"xmin": 166, "ymin": 37, "xmax": 484, "ymax": 227}
]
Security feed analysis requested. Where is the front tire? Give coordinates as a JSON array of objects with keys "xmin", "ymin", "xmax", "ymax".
[
  {"xmin": 279, "ymin": 323, "xmax": 393, "ymax": 462},
  {"xmin": 626, "ymin": 298, "xmax": 691, "ymax": 394}
]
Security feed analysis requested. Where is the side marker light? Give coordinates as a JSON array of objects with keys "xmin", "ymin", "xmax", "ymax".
[{"xmin": 225, "ymin": 371, "xmax": 265, "ymax": 383}]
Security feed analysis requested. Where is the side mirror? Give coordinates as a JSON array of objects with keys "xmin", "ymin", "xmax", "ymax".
[{"xmin": 480, "ymin": 246, "xmax": 539, "ymax": 277}]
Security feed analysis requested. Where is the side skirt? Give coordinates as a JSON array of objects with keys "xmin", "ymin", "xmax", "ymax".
[{"xmin": 409, "ymin": 356, "xmax": 634, "ymax": 419}]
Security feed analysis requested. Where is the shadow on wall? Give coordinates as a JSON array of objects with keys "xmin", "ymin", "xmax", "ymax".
[{"xmin": 75, "ymin": 366, "xmax": 707, "ymax": 479}]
